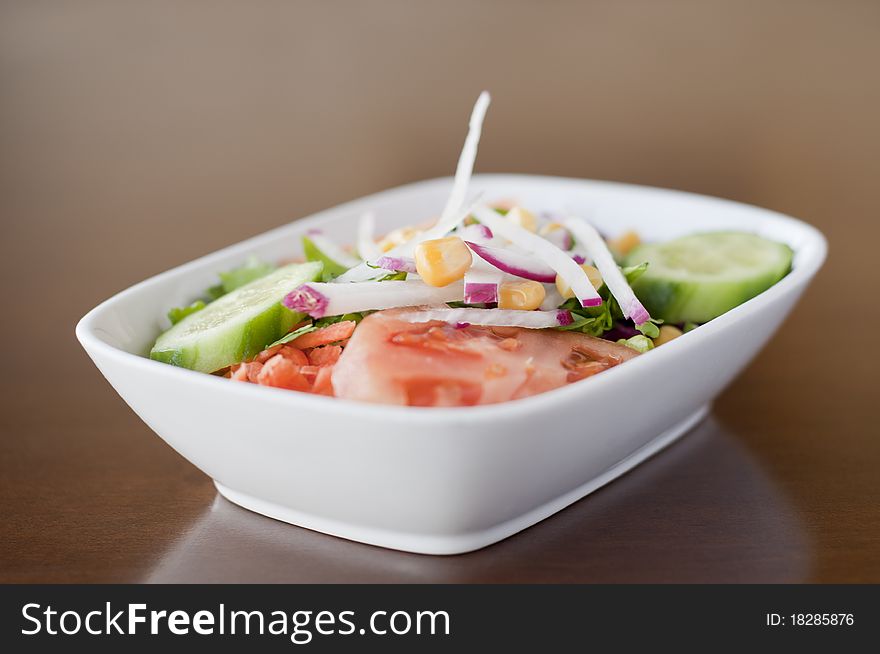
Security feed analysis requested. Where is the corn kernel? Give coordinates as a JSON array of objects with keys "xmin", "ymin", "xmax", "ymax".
[
  {"xmin": 652, "ymin": 325, "xmax": 683, "ymax": 346},
  {"xmin": 556, "ymin": 264, "xmax": 603, "ymax": 299},
  {"xmin": 414, "ymin": 236, "xmax": 473, "ymax": 287},
  {"xmin": 498, "ymin": 280, "xmax": 546, "ymax": 311},
  {"xmin": 539, "ymin": 221, "xmax": 564, "ymax": 237},
  {"xmin": 608, "ymin": 230, "xmax": 641, "ymax": 256},
  {"xmin": 506, "ymin": 206, "xmax": 538, "ymax": 232},
  {"xmin": 378, "ymin": 226, "xmax": 422, "ymax": 253}
]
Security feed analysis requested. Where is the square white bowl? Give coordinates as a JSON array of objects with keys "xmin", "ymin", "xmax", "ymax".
[{"xmin": 76, "ymin": 175, "xmax": 826, "ymax": 554}]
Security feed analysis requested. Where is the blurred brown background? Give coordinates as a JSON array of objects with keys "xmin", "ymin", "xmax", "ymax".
[{"xmin": 1, "ymin": 1, "xmax": 878, "ymax": 582}]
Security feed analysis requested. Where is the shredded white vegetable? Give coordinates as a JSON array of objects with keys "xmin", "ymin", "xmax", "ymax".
[
  {"xmin": 539, "ymin": 284, "xmax": 565, "ymax": 311},
  {"xmin": 439, "ymin": 91, "xmax": 491, "ymax": 225},
  {"xmin": 398, "ymin": 307, "xmax": 570, "ymax": 329},
  {"xmin": 472, "ymin": 206, "xmax": 602, "ymax": 307},
  {"xmin": 564, "ymin": 217, "xmax": 651, "ymax": 324},
  {"xmin": 334, "ymin": 201, "xmax": 478, "ymax": 283},
  {"xmin": 356, "ymin": 211, "xmax": 382, "ymax": 261},
  {"xmin": 303, "ymin": 280, "xmax": 463, "ymax": 316},
  {"xmin": 457, "ymin": 222, "xmax": 494, "ymax": 245},
  {"xmin": 334, "ymin": 92, "xmax": 490, "ymax": 283}
]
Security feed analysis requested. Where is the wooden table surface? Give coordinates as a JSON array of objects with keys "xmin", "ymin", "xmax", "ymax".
[{"xmin": 1, "ymin": 1, "xmax": 878, "ymax": 583}]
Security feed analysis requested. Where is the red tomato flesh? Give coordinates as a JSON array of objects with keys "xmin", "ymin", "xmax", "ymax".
[{"xmin": 331, "ymin": 311, "xmax": 638, "ymax": 406}]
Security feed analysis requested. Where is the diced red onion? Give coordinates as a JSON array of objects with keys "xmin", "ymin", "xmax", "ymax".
[
  {"xmin": 463, "ymin": 261, "xmax": 503, "ymax": 303},
  {"xmin": 376, "ymin": 256, "xmax": 418, "ymax": 273},
  {"xmin": 283, "ymin": 284, "xmax": 329, "ymax": 318},
  {"xmin": 464, "ymin": 282, "xmax": 498, "ymax": 304},
  {"xmin": 465, "ymin": 241, "xmax": 557, "ymax": 283},
  {"xmin": 556, "ymin": 310, "xmax": 574, "ymax": 326}
]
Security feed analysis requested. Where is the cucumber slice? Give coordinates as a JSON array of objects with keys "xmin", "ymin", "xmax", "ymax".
[
  {"xmin": 625, "ymin": 232, "xmax": 792, "ymax": 323},
  {"xmin": 150, "ymin": 262, "xmax": 322, "ymax": 372}
]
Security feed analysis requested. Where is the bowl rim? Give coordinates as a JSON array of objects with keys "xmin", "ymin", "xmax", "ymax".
[{"xmin": 76, "ymin": 174, "xmax": 827, "ymax": 424}]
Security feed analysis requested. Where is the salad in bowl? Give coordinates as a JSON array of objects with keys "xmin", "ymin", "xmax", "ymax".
[{"xmin": 149, "ymin": 92, "xmax": 792, "ymax": 407}]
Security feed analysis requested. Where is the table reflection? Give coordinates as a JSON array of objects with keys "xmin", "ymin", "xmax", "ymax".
[{"xmin": 145, "ymin": 415, "xmax": 811, "ymax": 583}]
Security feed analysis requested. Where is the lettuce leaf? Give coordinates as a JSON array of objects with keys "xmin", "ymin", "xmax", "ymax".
[
  {"xmin": 218, "ymin": 256, "xmax": 276, "ymax": 294},
  {"xmin": 166, "ymin": 256, "xmax": 276, "ymax": 326},
  {"xmin": 617, "ymin": 334, "xmax": 655, "ymax": 353},
  {"xmin": 557, "ymin": 262, "xmax": 650, "ymax": 337},
  {"xmin": 556, "ymin": 297, "xmax": 613, "ymax": 336},
  {"xmin": 636, "ymin": 320, "xmax": 661, "ymax": 338},
  {"xmin": 205, "ymin": 284, "xmax": 226, "ymax": 301},
  {"xmin": 167, "ymin": 300, "xmax": 206, "ymax": 325}
]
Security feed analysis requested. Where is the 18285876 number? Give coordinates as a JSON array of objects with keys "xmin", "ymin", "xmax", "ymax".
[
  {"xmin": 790, "ymin": 614, "xmax": 854, "ymax": 626},
  {"xmin": 766, "ymin": 613, "xmax": 855, "ymax": 626}
]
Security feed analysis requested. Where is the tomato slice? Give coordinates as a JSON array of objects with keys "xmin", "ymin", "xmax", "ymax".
[{"xmin": 331, "ymin": 311, "xmax": 638, "ymax": 406}]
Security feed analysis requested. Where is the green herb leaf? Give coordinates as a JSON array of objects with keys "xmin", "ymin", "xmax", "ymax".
[
  {"xmin": 267, "ymin": 322, "xmax": 317, "ymax": 348},
  {"xmin": 376, "ymin": 270, "xmax": 408, "ymax": 282},
  {"xmin": 556, "ymin": 297, "xmax": 613, "ymax": 337}
]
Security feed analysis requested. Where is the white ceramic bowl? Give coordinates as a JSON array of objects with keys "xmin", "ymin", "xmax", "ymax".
[{"xmin": 76, "ymin": 175, "xmax": 826, "ymax": 554}]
